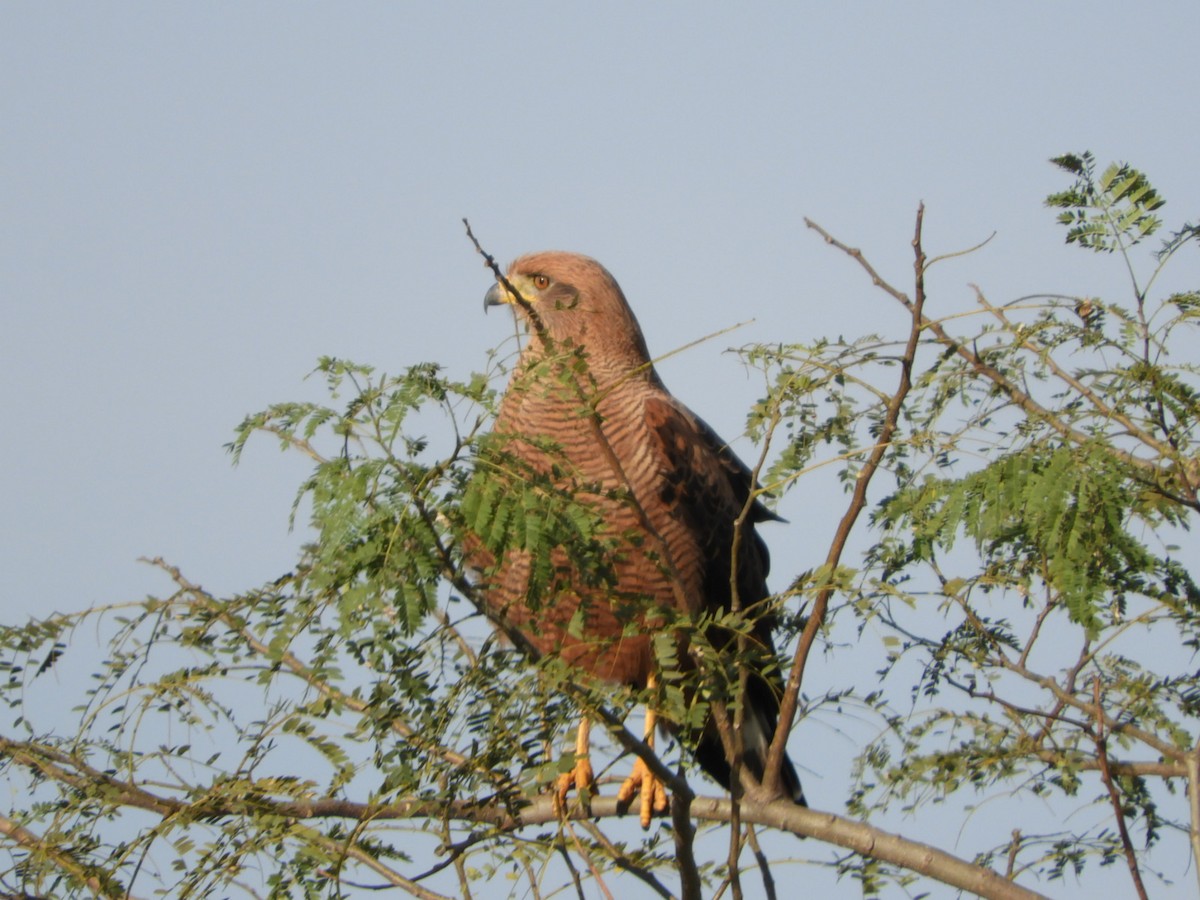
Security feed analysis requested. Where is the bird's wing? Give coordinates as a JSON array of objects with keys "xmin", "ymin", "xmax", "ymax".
[
  {"xmin": 642, "ymin": 393, "xmax": 806, "ymax": 803},
  {"xmin": 642, "ymin": 394, "xmax": 776, "ymax": 620}
]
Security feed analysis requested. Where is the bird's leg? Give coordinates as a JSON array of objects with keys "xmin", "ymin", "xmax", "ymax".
[
  {"xmin": 616, "ymin": 675, "xmax": 669, "ymax": 829},
  {"xmin": 554, "ymin": 718, "xmax": 597, "ymax": 814}
]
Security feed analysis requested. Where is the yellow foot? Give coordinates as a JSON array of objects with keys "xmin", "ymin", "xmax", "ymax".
[
  {"xmin": 553, "ymin": 754, "xmax": 597, "ymax": 816},
  {"xmin": 616, "ymin": 756, "xmax": 669, "ymax": 829}
]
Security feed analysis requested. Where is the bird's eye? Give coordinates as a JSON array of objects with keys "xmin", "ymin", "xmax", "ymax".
[{"xmin": 532, "ymin": 274, "xmax": 551, "ymax": 290}]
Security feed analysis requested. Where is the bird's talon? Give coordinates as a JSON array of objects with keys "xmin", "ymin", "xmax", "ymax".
[
  {"xmin": 553, "ymin": 755, "xmax": 597, "ymax": 816},
  {"xmin": 617, "ymin": 757, "xmax": 669, "ymax": 829}
]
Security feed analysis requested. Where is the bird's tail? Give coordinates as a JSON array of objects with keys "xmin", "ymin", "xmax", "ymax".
[{"xmin": 693, "ymin": 673, "xmax": 806, "ymax": 806}]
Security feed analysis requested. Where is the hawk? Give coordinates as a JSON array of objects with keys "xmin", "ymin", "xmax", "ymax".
[{"xmin": 471, "ymin": 251, "xmax": 804, "ymax": 825}]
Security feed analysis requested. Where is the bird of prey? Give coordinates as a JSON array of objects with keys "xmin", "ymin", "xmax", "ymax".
[{"xmin": 470, "ymin": 251, "xmax": 805, "ymax": 826}]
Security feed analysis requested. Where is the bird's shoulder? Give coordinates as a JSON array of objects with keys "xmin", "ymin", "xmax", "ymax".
[{"xmin": 639, "ymin": 391, "xmax": 780, "ymax": 526}]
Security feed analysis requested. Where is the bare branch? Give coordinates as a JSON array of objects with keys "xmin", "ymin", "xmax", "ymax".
[
  {"xmin": 771, "ymin": 205, "xmax": 929, "ymax": 784},
  {"xmin": 803, "ymin": 217, "xmax": 1165, "ymax": 481},
  {"xmin": 1189, "ymin": 744, "xmax": 1200, "ymax": 897},
  {"xmin": 745, "ymin": 825, "xmax": 777, "ymax": 900},
  {"xmin": 1090, "ymin": 678, "xmax": 1150, "ymax": 900},
  {"xmin": 670, "ymin": 781, "xmax": 703, "ymax": 900}
]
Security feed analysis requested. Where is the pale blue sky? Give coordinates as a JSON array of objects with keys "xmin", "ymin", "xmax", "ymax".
[{"xmin": 4, "ymin": 4, "xmax": 1200, "ymax": 897}]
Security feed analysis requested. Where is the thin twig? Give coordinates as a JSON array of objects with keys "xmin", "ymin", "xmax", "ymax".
[
  {"xmin": 671, "ymin": 781, "xmax": 703, "ymax": 900},
  {"xmin": 1017, "ymin": 595, "xmax": 1057, "ymax": 669},
  {"xmin": 553, "ymin": 834, "xmax": 588, "ymax": 900},
  {"xmin": 803, "ymin": 217, "xmax": 1163, "ymax": 481},
  {"xmin": 577, "ymin": 820, "xmax": 675, "ymax": 899},
  {"xmin": 0, "ymin": 813, "xmax": 131, "ymax": 900},
  {"xmin": 302, "ymin": 824, "xmax": 455, "ymax": 900},
  {"xmin": 925, "ymin": 231, "xmax": 996, "ymax": 268},
  {"xmin": 972, "ymin": 284, "xmax": 1177, "ymax": 464},
  {"xmin": 745, "ymin": 824, "xmax": 777, "ymax": 900},
  {"xmin": 520, "ymin": 855, "xmax": 545, "ymax": 900},
  {"xmin": 1188, "ymin": 743, "xmax": 1200, "ymax": 896},
  {"xmin": 769, "ymin": 204, "xmax": 929, "ymax": 785},
  {"xmin": 409, "ymin": 832, "xmax": 487, "ymax": 885},
  {"xmin": 439, "ymin": 777, "xmax": 474, "ymax": 900},
  {"xmin": 1004, "ymin": 830, "xmax": 1022, "ymax": 880},
  {"xmin": 432, "ymin": 607, "xmax": 478, "ymax": 667},
  {"xmin": 563, "ymin": 821, "xmax": 616, "ymax": 900},
  {"xmin": 1090, "ymin": 678, "xmax": 1150, "ymax": 900}
]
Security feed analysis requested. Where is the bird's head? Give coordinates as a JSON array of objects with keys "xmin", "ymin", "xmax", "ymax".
[{"xmin": 484, "ymin": 252, "xmax": 652, "ymax": 367}]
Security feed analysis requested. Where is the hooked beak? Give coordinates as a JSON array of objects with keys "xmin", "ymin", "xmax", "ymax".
[{"xmin": 483, "ymin": 281, "xmax": 506, "ymax": 312}]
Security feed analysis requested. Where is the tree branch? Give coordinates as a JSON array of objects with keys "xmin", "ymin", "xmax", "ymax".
[
  {"xmin": 0, "ymin": 813, "xmax": 132, "ymax": 900},
  {"xmin": 1, "ymin": 733, "xmax": 1050, "ymax": 900},
  {"xmin": 1090, "ymin": 678, "xmax": 1150, "ymax": 900},
  {"xmin": 769, "ymin": 205, "xmax": 928, "ymax": 785},
  {"xmin": 803, "ymin": 217, "xmax": 1164, "ymax": 480},
  {"xmin": 972, "ymin": 284, "xmax": 1179, "ymax": 465},
  {"xmin": 1189, "ymin": 742, "xmax": 1200, "ymax": 897},
  {"xmin": 745, "ymin": 825, "xmax": 776, "ymax": 900}
]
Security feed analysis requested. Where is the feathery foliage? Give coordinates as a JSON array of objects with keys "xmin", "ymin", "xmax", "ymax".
[{"xmin": 2, "ymin": 154, "xmax": 1199, "ymax": 898}]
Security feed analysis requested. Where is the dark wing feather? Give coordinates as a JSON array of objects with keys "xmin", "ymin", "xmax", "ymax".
[
  {"xmin": 644, "ymin": 396, "xmax": 776, "ymax": 621},
  {"xmin": 642, "ymin": 396, "xmax": 805, "ymax": 804}
]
